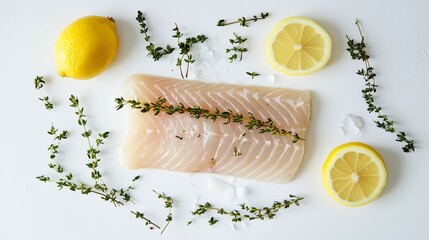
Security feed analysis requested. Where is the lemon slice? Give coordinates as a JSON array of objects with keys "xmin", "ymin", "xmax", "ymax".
[
  {"xmin": 322, "ymin": 142, "xmax": 387, "ymax": 207},
  {"xmin": 266, "ymin": 16, "xmax": 332, "ymax": 76}
]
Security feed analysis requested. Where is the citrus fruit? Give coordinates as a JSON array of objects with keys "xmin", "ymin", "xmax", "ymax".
[
  {"xmin": 322, "ymin": 142, "xmax": 387, "ymax": 207},
  {"xmin": 54, "ymin": 16, "xmax": 119, "ymax": 80},
  {"xmin": 266, "ymin": 16, "xmax": 332, "ymax": 76}
]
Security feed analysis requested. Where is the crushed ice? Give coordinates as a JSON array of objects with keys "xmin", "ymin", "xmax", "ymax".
[
  {"xmin": 339, "ymin": 113, "xmax": 365, "ymax": 139},
  {"xmin": 206, "ymin": 177, "xmax": 236, "ymax": 201}
]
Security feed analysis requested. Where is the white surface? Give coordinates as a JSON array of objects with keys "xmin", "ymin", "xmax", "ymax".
[{"xmin": 1, "ymin": 0, "xmax": 429, "ymax": 239}]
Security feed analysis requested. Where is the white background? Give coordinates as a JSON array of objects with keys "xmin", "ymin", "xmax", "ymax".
[{"xmin": 1, "ymin": 0, "xmax": 429, "ymax": 239}]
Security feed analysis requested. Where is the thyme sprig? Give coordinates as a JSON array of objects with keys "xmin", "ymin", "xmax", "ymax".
[
  {"xmin": 217, "ymin": 12, "xmax": 269, "ymax": 27},
  {"xmin": 40, "ymin": 94, "xmax": 142, "ymax": 207},
  {"xmin": 115, "ymin": 97, "xmax": 304, "ymax": 143},
  {"xmin": 346, "ymin": 20, "xmax": 415, "ymax": 152},
  {"xmin": 136, "ymin": 11, "xmax": 175, "ymax": 61},
  {"xmin": 34, "ymin": 79, "xmax": 141, "ymax": 207},
  {"xmin": 34, "ymin": 76, "xmax": 53, "ymax": 110},
  {"xmin": 188, "ymin": 194, "xmax": 303, "ymax": 226},
  {"xmin": 37, "ymin": 124, "xmax": 70, "ymax": 183},
  {"xmin": 37, "ymin": 124, "xmax": 139, "ymax": 207},
  {"xmin": 69, "ymin": 95, "xmax": 109, "ymax": 188},
  {"xmin": 132, "ymin": 190, "xmax": 174, "ymax": 234},
  {"xmin": 226, "ymin": 33, "xmax": 248, "ymax": 62},
  {"xmin": 35, "ymin": 80, "xmax": 165, "ymax": 233},
  {"xmin": 135, "ymin": 11, "xmax": 207, "ymax": 79},
  {"xmin": 153, "ymin": 190, "xmax": 174, "ymax": 234},
  {"xmin": 172, "ymin": 23, "xmax": 208, "ymax": 79}
]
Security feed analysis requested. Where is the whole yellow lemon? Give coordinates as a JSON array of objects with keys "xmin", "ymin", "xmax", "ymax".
[{"xmin": 54, "ymin": 16, "xmax": 119, "ymax": 80}]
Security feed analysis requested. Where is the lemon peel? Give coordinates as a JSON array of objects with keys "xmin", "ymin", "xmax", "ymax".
[{"xmin": 54, "ymin": 16, "xmax": 119, "ymax": 80}]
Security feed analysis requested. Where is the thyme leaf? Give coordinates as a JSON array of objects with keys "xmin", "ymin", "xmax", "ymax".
[
  {"xmin": 233, "ymin": 147, "xmax": 242, "ymax": 156},
  {"xmin": 246, "ymin": 71, "xmax": 260, "ymax": 79},
  {"xmin": 346, "ymin": 20, "xmax": 415, "ymax": 152}
]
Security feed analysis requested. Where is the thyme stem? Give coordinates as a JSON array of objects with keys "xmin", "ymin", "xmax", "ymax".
[{"xmin": 179, "ymin": 52, "xmax": 186, "ymax": 79}]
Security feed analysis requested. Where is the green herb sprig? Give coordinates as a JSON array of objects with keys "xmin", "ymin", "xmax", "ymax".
[
  {"xmin": 34, "ymin": 76, "xmax": 53, "ymax": 110},
  {"xmin": 136, "ymin": 11, "xmax": 175, "ymax": 61},
  {"xmin": 36, "ymin": 124, "xmax": 69, "ymax": 182},
  {"xmin": 135, "ymin": 11, "xmax": 208, "ymax": 79},
  {"xmin": 37, "ymin": 124, "xmax": 140, "ymax": 207},
  {"xmin": 115, "ymin": 97, "xmax": 304, "ymax": 143},
  {"xmin": 34, "ymin": 80, "xmax": 170, "ymax": 233},
  {"xmin": 132, "ymin": 190, "xmax": 174, "ymax": 234},
  {"xmin": 68, "ymin": 95, "xmax": 141, "ymax": 206},
  {"xmin": 38, "ymin": 124, "xmax": 68, "ymax": 177},
  {"xmin": 226, "ymin": 33, "xmax": 248, "ymax": 62},
  {"xmin": 36, "ymin": 92, "xmax": 141, "ymax": 207},
  {"xmin": 217, "ymin": 12, "xmax": 269, "ymax": 27},
  {"xmin": 153, "ymin": 190, "xmax": 174, "ymax": 234},
  {"xmin": 172, "ymin": 23, "xmax": 208, "ymax": 79},
  {"xmin": 346, "ymin": 20, "xmax": 415, "ymax": 152},
  {"xmin": 188, "ymin": 194, "xmax": 302, "ymax": 226}
]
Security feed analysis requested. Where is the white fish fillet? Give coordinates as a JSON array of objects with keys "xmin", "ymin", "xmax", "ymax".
[{"xmin": 119, "ymin": 74, "xmax": 311, "ymax": 183}]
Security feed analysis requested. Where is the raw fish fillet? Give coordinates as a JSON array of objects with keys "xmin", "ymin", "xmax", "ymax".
[{"xmin": 119, "ymin": 74, "xmax": 311, "ymax": 183}]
